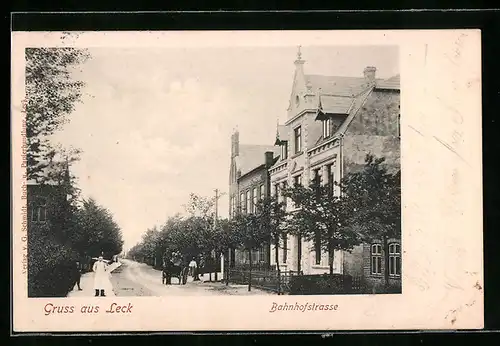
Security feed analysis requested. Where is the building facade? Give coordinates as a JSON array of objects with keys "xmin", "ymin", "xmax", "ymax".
[
  {"xmin": 228, "ymin": 130, "xmax": 279, "ymax": 268},
  {"xmin": 269, "ymin": 49, "xmax": 401, "ymax": 288},
  {"xmin": 226, "ymin": 49, "xmax": 401, "ymax": 291}
]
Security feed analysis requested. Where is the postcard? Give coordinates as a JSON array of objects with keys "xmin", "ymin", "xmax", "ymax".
[{"xmin": 11, "ymin": 29, "xmax": 483, "ymax": 332}]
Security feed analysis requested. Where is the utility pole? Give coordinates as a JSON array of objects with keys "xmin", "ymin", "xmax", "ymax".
[
  {"xmin": 212, "ymin": 188, "xmax": 219, "ymax": 282},
  {"xmin": 214, "ymin": 189, "xmax": 219, "ymax": 227},
  {"xmin": 213, "ymin": 188, "xmax": 228, "ymax": 282}
]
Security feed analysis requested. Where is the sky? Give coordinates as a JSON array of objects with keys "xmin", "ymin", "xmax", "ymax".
[{"xmin": 50, "ymin": 45, "xmax": 399, "ymax": 251}]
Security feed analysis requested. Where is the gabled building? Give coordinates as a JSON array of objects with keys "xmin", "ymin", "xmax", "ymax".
[
  {"xmin": 228, "ymin": 130, "xmax": 279, "ymax": 268},
  {"xmin": 269, "ymin": 49, "xmax": 401, "ymax": 290}
]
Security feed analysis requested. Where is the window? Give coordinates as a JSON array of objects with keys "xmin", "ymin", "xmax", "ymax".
[
  {"xmin": 323, "ymin": 118, "xmax": 332, "ymax": 138},
  {"xmin": 371, "ymin": 244, "xmax": 382, "ymax": 275},
  {"xmin": 293, "ymin": 174, "xmax": 302, "ymax": 186},
  {"xmin": 397, "ymin": 113, "xmax": 401, "ymax": 138},
  {"xmin": 294, "ymin": 126, "xmax": 302, "ymax": 153},
  {"xmin": 251, "ymin": 249, "xmax": 259, "ymax": 264},
  {"xmin": 282, "ymin": 181, "xmax": 288, "ymax": 208},
  {"xmin": 282, "ymin": 233, "xmax": 288, "ymax": 263},
  {"xmin": 246, "ymin": 191, "xmax": 251, "ymax": 214},
  {"xmin": 295, "ymin": 95, "xmax": 300, "ymax": 106},
  {"xmin": 252, "ymin": 187, "xmax": 258, "ymax": 213},
  {"xmin": 31, "ymin": 197, "xmax": 47, "ymax": 222},
  {"xmin": 389, "ymin": 243, "xmax": 402, "ymax": 277},
  {"xmin": 315, "ymin": 232, "xmax": 321, "ymax": 265},
  {"xmin": 280, "ymin": 142, "xmax": 288, "ymax": 160},
  {"xmin": 274, "ymin": 183, "xmax": 280, "ymax": 201},
  {"xmin": 326, "ymin": 164, "xmax": 334, "ymax": 195},
  {"xmin": 312, "ymin": 168, "xmax": 321, "ymax": 186},
  {"xmin": 240, "ymin": 192, "xmax": 245, "ymax": 213},
  {"xmin": 259, "ymin": 246, "xmax": 265, "ymax": 263},
  {"xmin": 259, "ymin": 184, "xmax": 265, "ymax": 200}
]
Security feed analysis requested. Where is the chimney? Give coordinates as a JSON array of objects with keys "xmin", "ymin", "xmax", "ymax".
[
  {"xmin": 363, "ymin": 66, "xmax": 377, "ymax": 83},
  {"xmin": 265, "ymin": 151, "xmax": 275, "ymax": 167},
  {"xmin": 231, "ymin": 130, "xmax": 239, "ymax": 158}
]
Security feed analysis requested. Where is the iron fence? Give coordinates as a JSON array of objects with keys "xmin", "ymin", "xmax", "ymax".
[
  {"xmin": 228, "ymin": 267, "xmax": 302, "ymax": 294},
  {"xmin": 227, "ymin": 267, "xmax": 367, "ymax": 295}
]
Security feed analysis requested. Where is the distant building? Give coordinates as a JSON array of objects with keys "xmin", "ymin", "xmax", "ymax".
[
  {"xmin": 228, "ymin": 130, "xmax": 279, "ymax": 268},
  {"xmin": 269, "ymin": 49, "xmax": 400, "ymax": 290}
]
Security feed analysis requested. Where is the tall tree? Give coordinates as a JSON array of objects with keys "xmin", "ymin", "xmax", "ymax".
[
  {"xmin": 72, "ymin": 198, "xmax": 124, "ymax": 259},
  {"xmin": 283, "ymin": 177, "xmax": 361, "ymax": 275},
  {"xmin": 25, "ymin": 47, "xmax": 90, "ymax": 180},
  {"xmin": 230, "ymin": 212, "xmax": 269, "ymax": 291},
  {"xmin": 254, "ymin": 197, "xmax": 287, "ymax": 272},
  {"xmin": 340, "ymin": 154, "xmax": 401, "ymax": 288}
]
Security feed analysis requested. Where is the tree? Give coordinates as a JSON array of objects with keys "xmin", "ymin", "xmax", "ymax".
[
  {"xmin": 72, "ymin": 198, "xmax": 124, "ymax": 259},
  {"xmin": 254, "ymin": 197, "xmax": 287, "ymax": 272},
  {"xmin": 340, "ymin": 154, "xmax": 401, "ymax": 288},
  {"xmin": 230, "ymin": 212, "xmax": 269, "ymax": 291},
  {"xmin": 283, "ymin": 177, "xmax": 361, "ymax": 275},
  {"xmin": 25, "ymin": 47, "xmax": 90, "ymax": 180}
]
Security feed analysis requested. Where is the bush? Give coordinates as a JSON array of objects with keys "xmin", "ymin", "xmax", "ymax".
[
  {"xmin": 28, "ymin": 225, "xmax": 78, "ymax": 297},
  {"xmin": 289, "ymin": 274, "xmax": 356, "ymax": 295}
]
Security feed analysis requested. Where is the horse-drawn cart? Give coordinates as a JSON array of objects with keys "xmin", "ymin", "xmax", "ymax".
[{"xmin": 161, "ymin": 253, "xmax": 189, "ymax": 285}]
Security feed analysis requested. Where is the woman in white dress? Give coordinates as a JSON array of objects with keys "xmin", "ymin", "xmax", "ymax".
[{"xmin": 92, "ymin": 256, "xmax": 110, "ymax": 297}]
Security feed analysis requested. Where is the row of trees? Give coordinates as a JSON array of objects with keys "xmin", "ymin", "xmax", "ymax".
[
  {"xmin": 128, "ymin": 154, "xmax": 400, "ymax": 289},
  {"xmin": 127, "ymin": 194, "xmax": 231, "ymax": 276},
  {"xmin": 26, "ymin": 47, "xmax": 124, "ymax": 297}
]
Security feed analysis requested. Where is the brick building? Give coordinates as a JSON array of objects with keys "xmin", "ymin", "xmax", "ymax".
[
  {"xmin": 228, "ymin": 130, "xmax": 279, "ymax": 268},
  {"xmin": 27, "ymin": 161, "xmax": 71, "ymax": 231},
  {"xmin": 269, "ymin": 49, "xmax": 401, "ymax": 290}
]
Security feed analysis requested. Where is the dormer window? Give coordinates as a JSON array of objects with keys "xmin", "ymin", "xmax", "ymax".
[
  {"xmin": 322, "ymin": 118, "xmax": 332, "ymax": 138},
  {"xmin": 280, "ymin": 141, "xmax": 288, "ymax": 160}
]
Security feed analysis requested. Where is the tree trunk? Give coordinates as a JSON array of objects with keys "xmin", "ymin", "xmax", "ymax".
[
  {"xmin": 328, "ymin": 240, "xmax": 334, "ymax": 275},
  {"xmin": 383, "ymin": 235, "xmax": 390, "ymax": 290},
  {"xmin": 297, "ymin": 235, "xmax": 302, "ymax": 274},
  {"xmin": 275, "ymin": 236, "xmax": 280, "ymax": 272},
  {"xmin": 248, "ymin": 248, "xmax": 252, "ymax": 292},
  {"xmin": 214, "ymin": 252, "xmax": 218, "ymax": 282},
  {"xmin": 275, "ymin": 236, "xmax": 281, "ymax": 295}
]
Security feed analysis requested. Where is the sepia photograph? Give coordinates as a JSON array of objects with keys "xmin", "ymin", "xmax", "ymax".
[
  {"xmin": 24, "ymin": 44, "xmax": 400, "ymax": 298},
  {"xmin": 11, "ymin": 30, "xmax": 482, "ymax": 332}
]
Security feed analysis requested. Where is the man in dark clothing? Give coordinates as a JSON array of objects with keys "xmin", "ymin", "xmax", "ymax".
[{"xmin": 72, "ymin": 261, "xmax": 83, "ymax": 291}]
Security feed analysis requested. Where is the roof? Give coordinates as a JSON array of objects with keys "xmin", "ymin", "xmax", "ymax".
[
  {"xmin": 235, "ymin": 144, "xmax": 278, "ymax": 177},
  {"xmin": 304, "ymin": 74, "xmax": 382, "ymax": 97},
  {"xmin": 310, "ymin": 87, "xmax": 374, "ymax": 152},
  {"xmin": 318, "ymin": 95, "xmax": 354, "ymax": 115},
  {"xmin": 275, "ymin": 125, "xmax": 287, "ymax": 145},
  {"xmin": 375, "ymin": 74, "xmax": 400, "ymax": 90},
  {"xmin": 26, "ymin": 160, "xmax": 69, "ymax": 186}
]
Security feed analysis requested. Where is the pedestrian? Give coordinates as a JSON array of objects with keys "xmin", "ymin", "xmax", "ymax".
[
  {"xmin": 92, "ymin": 256, "xmax": 109, "ymax": 297},
  {"xmin": 188, "ymin": 257, "xmax": 197, "ymax": 277},
  {"xmin": 72, "ymin": 261, "xmax": 83, "ymax": 291}
]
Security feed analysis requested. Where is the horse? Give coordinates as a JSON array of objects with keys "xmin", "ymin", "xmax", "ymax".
[{"xmin": 162, "ymin": 259, "xmax": 188, "ymax": 285}]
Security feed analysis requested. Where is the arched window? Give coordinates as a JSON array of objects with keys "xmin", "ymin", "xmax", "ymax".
[
  {"xmin": 371, "ymin": 244, "xmax": 382, "ymax": 275},
  {"xmin": 388, "ymin": 243, "xmax": 401, "ymax": 277}
]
